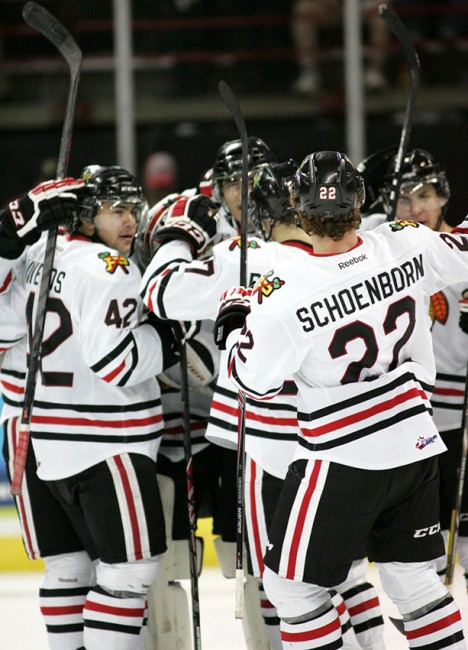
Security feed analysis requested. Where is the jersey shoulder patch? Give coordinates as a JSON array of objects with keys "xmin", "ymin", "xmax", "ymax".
[
  {"xmin": 252, "ymin": 269, "xmax": 285, "ymax": 304},
  {"xmin": 227, "ymin": 236, "xmax": 262, "ymax": 252},
  {"xmin": 389, "ymin": 219, "xmax": 420, "ymax": 232},
  {"xmin": 97, "ymin": 250, "xmax": 131, "ymax": 274}
]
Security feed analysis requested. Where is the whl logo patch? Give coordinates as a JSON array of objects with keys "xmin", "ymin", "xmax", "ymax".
[
  {"xmin": 252, "ymin": 270, "xmax": 285, "ymax": 304},
  {"xmin": 415, "ymin": 434, "xmax": 438, "ymax": 450},
  {"xmin": 98, "ymin": 251, "xmax": 130, "ymax": 274}
]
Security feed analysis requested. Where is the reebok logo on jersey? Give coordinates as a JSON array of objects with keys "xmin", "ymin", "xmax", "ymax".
[
  {"xmin": 228, "ymin": 237, "xmax": 261, "ymax": 251},
  {"xmin": 415, "ymin": 434, "xmax": 438, "ymax": 450},
  {"xmin": 338, "ymin": 253, "xmax": 367, "ymax": 270},
  {"xmin": 252, "ymin": 270, "xmax": 285, "ymax": 304},
  {"xmin": 98, "ymin": 251, "xmax": 130, "ymax": 274},
  {"xmin": 390, "ymin": 219, "xmax": 419, "ymax": 231}
]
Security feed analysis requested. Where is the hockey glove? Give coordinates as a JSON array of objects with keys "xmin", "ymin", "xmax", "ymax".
[
  {"xmin": 143, "ymin": 311, "xmax": 181, "ymax": 370},
  {"xmin": 153, "ymin": 194, "xmax": 219, "ymax": 258},
  {"xmin": 0, "ymin": 178, "xmax": 84, "ymax": 259},
  {"xmin": 214, "ymin": 286, "xmax": 252, "ymax": 350},
  {"xmin": 459, "ymin": 298, "xmax": 468, "ymax": 335}
]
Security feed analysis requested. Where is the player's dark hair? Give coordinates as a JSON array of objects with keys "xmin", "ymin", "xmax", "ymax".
[{"xmin": 299, "ymin": 209, "xmax": 361, "ymax": 240}]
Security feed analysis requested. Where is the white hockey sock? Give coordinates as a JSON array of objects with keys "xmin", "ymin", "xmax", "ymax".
[
  {"xmin": 39, "ymin": 584, "xmax": 89, "ymax": 650},
  {"xmin": 259, "ymin": 580, "xmax": 282, "ymax": 650},
  {"xmin": 83, "ymin": 585, "xmax": 146, "ymax": 649},
  {"xmin": 404, "ymin": 595, "xmax": 465, "ymax": 649},
  {"xmin": 139, "ymin": 599, "xmax": 148, "ymax": 640},
  {"xmin": 281, "ymin": 601, "xmax": 342, "ymax": 650},
  {"xmin": 329, "ymin": 589, "xmax": 360, "ymax": 650},
  {"xmin": 339, "ymin": 582, "xmax": 386, "ymax": 650}
]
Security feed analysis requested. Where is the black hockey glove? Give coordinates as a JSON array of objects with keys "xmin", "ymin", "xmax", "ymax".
[
  {"xmin": 143, "ymin": 312, "xmax": 181, "ymax": 370},
  {"xmin": 153, "ymin": 194, "xmax": 219, "ymax": 258},
  {"xmin": 459, "ymin": 298, "xmax": 468, "ymax": 335},
  {"xmin": 0, "ymin": 178, "xmax": 84, "ymax": 259},
  {"xmin": 214, "ymin": 286, "xmax": 252, "ymax": 350}
]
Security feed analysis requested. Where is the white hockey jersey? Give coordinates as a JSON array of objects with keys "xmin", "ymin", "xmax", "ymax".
[
  {"xmin": 4, "ymin": 234, "xmax": 167, "ymax": 480},
  {"xmin": 430, "ymin": 281, "xmax": 468, "ymax": 431},
  {"xmin": 360, "ymin": 213, "xmax": 468, "ymax": 431},
  {"xmin": 225, "ymin": 219, "xmax": 468, "ymax": 470},
  {"xmin": 0, "ymin": 250, "xmax": 28, "ymax": 424},
  {"xmin": 140, "ymin": 235, "xmax": 314, "ymax": 478}
]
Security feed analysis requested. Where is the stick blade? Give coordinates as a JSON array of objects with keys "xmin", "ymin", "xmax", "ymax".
[
  {"xmin": 10, "ymin": 425, "xmax": 31, "ymax": 496},
  {"xmin": 389, "ymin": 616, "xmax": 406, "ymax": 636},
  {"xmin": 234, "ymin": 568, "xmax": 244, "ymax": 619},
  {"xmin": 218, "ymin": 80, "xmax": 247, "ymax": 142},
  {"xmin": 23, "ymin": 2, "xmax": 82, "ymax": 67},
  {"xmin": 378, "ymin": 4, "xmax": 420, "ymax": 77}
]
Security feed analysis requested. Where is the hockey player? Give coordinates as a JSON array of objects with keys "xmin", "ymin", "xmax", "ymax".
[
  {"xmin": 209, "ymin": 136, "xmax": 277, "ymax": 238},
  {"xmin": 207, "ymin": 161, "xmax": 386, "ymax": 650},
  {"xmin": 360, "ymin": 148, "xmax": 468, "ymax": 587},
  {"xmin": 139, "ymin": 136, "xmax": 277, "ymax": 252},
  {"xmin": 139, "ymin": 159, "xmax": 384, "ymax": 649},
  {"xmin": 134, "ymin": 136, "xmax": 276, "ymax": 650},
  {"xmin": 0, "ymin": 183, "xmax": 91, "ymax": 650},
  {"xmin": 0, "ymin": 166, "xmax": 179, "ymax": 650},
  {"xmin": 214, "ymin": 150, "xmax": 468, "ymax": 649}
]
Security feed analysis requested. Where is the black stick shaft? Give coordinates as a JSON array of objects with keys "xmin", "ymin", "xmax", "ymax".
[
  {"xmin": 445, "ymin": 366, "xmax": 468, "ymax": 586},
  {"xmin": 11, "ymin": 2, "xmax": 81, "ymax": 496},
  {"xmin": 378, "ymin": 4, "xmax": 420, "ymax": 220},
  {"xmin": 178, "ymin": 332, "xmax": 203, "ymax": 650},
  {"xmin": 218, "ymin": 79, "xmax": 249, "ymax": 618}
]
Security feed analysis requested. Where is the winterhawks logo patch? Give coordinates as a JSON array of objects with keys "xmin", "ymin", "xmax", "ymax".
[
  {"xmin": 252, "ymin": 270, "xmax": 285, "ymax": 304},
  {"xmin": 390, "ymin": 219, "xmax": 419, "ymax": 231},
  {"xmin": 415, "ymin": 434, "xmax": 438, "ymax": 450},
  {"xmin": 228, "ymin": 237, "xmax": 261, "ymax": 251},
  {"xmin": 98, "ymin": 251, "xmax": 130, "ymax": 274}
]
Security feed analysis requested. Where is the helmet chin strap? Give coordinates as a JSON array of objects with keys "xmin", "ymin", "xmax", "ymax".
[{"xmin": 434, "ymin": 196, "xmax": 449, "ymax": 232}]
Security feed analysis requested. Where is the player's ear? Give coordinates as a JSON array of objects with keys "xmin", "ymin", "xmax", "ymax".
[{"xmin": 79, "ymin": 220, "xmax": 95, "ymax": 237}]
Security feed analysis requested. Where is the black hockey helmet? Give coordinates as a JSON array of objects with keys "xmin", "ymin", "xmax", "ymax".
[
  {"xmin": 381, "ymin": 148, "xmax": 450, "ymax": 216},
  {"xmin": 77, "ymin": 165, "xmax": 145, "ymax": 224},
  {"xmin": 291, "ymin": 151, "xmax": 365, "ymax": 218},
  {"xmin": 211, "ymin": 136, "xmax": 276, "ymax": 204},
  {"xmin": 249, "ymin": 160, "xmax": 298, "ymax": 241},
  {"xmin": 357, "ymin": 145, "xmax": 397, "ymax": 214}
]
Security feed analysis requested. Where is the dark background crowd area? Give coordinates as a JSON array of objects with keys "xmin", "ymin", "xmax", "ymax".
[{"xmin": 0, "ymin": 0, "xmax": 467, "ymax": 225}]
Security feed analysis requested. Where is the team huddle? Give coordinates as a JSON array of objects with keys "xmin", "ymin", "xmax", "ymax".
[{"xmin": 1, "ymin": 138, "xmax": 468, "ymax": 650}]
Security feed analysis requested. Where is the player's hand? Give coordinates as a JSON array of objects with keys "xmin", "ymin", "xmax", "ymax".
[
  {"xmin": 214, "ymin": 286, "xmax": 252, "ymax": 350},
  {"xmin": 459, "ymin": 298, "xmax": 468, "ymax": 335},
  {"xmin": 153, "ymin": 194, "xmax": 219, "ymax": 258},
  {"xmin": 0, "ymin": 178, "xmax": 84, "ymax": 259}
]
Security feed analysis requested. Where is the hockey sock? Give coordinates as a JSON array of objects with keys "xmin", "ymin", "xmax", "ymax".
[
  {"xmin": 40, "ymin": 551, "xmax": 94, "ymax": 650},
  {"xmin": 281, "ymin": 600, "xmax": 342, "ymax": 650},
  {"xmin": 39, "ymin": 584, "xmax": 89, "ymax": 650},
  {"xmin": 139, "ymin": 599, "xmax": 148, "ymax": 641},
  {"xmin": 259, "ymin": 580, "xmax": 282, "ymax": 650},
  {"xmin": 403, "ymin": 595, "xmax": 465, "ymax": 649},
  {"xmin": 83, "ymin": 585, "xmax": 146, "ymax": 649},
  {"xmin": 329, "ymin": 589, "xmax": 360, "ymax": 650},
  {"xmin": 339, "ymin": 582, "xmax": 385, "ymax": 650}
]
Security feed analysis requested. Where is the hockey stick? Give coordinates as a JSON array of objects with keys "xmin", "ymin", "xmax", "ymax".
[
  {"xmin": 378, "ymin": 4, "xmax": 420, "ymax": 220},
  {"xmin": 177, "ymin": 327, "xmax": 203, "ymax": 650},
  {"xmin": 218, "ymin": 79, "xmax": 249, "ymax": 619},
  {"xmin": 445, "ymin": 367, "xmax": 468, "ymax": 586},
  {"xmin": 10, "ymin": 2, "xmax": 82, "ymax": 496}
]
